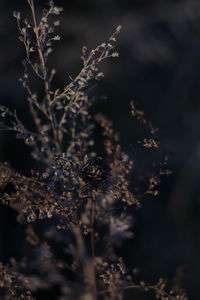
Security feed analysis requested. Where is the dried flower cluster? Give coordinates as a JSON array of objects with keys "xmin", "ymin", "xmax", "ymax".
[{"xmin": 0, "ymin": 1, "xmax": 187, "ymax": 299}]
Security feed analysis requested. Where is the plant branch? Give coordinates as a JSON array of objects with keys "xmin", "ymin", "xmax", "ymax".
[{"xmin": 29, "ymin": 0, "xmax": 60, "ymax": 150}]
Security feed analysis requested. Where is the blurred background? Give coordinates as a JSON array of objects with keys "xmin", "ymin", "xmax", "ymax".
[{"xmin": 1, "ymin": 0, "xmax": 200, "ymax": 299}]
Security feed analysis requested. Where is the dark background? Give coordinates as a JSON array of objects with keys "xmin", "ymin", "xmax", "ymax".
[{"xmin": 1, "ymin": 0, "xmax": 200, "ymax": 299}]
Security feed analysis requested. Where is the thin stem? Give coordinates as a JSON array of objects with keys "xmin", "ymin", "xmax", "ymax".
[
  {"xmin": 29, "ymin": 0, "xmax": 60, "ymax": 150},
  {"xmin": 72, "ymin": 226, "xmax": 94, "ymax": 300},
  {"xmin": 30, "ymin": 0, "xmax": 49, "ymax": 101},
  {"xmin": 91, "ymin": 191, "xmax": 97, "ymax": 300}
]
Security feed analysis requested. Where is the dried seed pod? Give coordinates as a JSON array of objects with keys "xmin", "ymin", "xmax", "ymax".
[{"xmin": 79, "ymin": 157, "xmax": 110, "ymax": 188}]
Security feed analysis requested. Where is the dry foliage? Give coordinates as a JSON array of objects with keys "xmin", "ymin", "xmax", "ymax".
[{"xmin": 0, "ymin": 1, "xmax": 187, "ymax": 299}]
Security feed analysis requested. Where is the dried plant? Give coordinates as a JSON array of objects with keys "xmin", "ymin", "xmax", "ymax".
[{"xmin": 0, "ymin": 1, "xmax": 187, "ymax": 299}]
